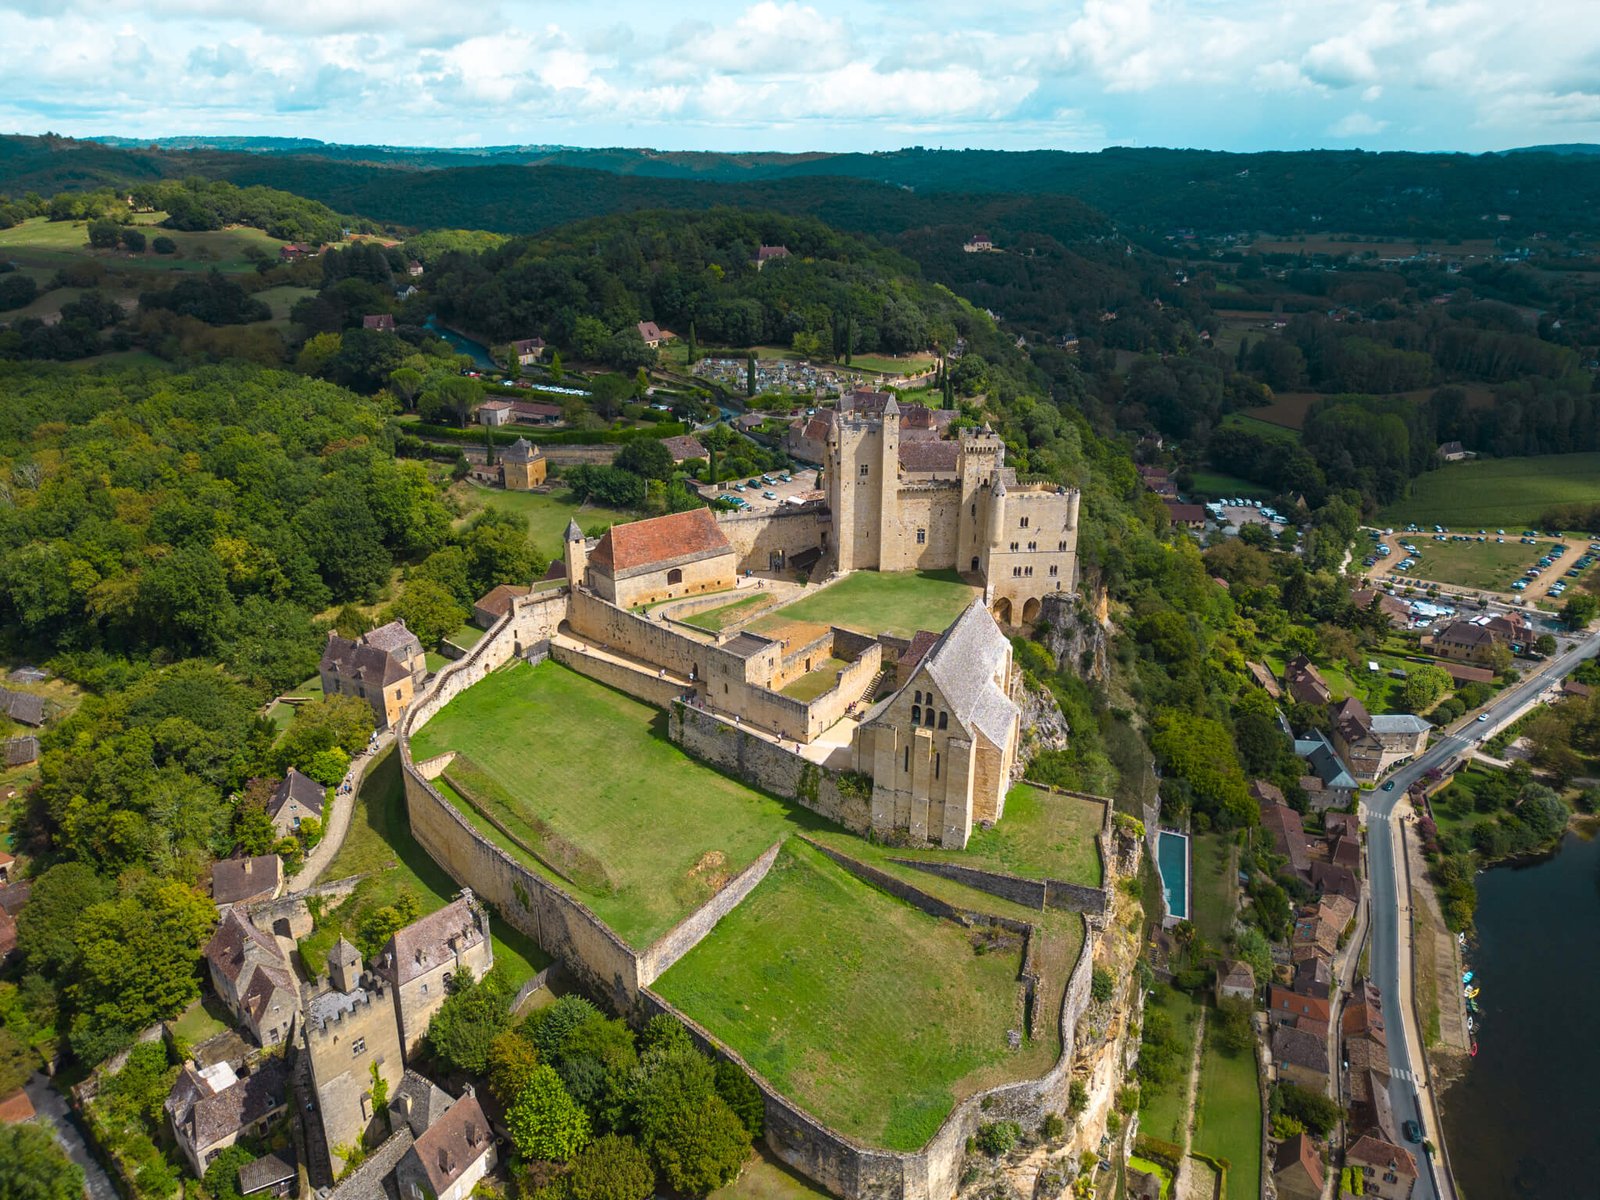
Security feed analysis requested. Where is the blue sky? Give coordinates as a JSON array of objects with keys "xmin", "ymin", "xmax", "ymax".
[{"xmin": 2, "ymin": 0, "xmax": 1597, "ymax": 153}]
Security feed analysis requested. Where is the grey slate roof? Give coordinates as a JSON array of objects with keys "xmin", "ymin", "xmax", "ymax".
[
  {"xmin": 268, "ymin": 768, "xmax": 325, "ymax": 820},
  {"xmin": 915, "ymin": 600, "xmax": 1019, "ymax": 747},
  {"xmin": 404, "ymin": 1093, "xmax": 492, "ymax": 1198},
  {"xmin": 238, "ymin": 1151, "xmax": 296, "ymax": 1195},
  {"xmin": 0, "ymin": 688, "xmax": 45, "ymax": 727},
  {"xmin": 167, "ymin": 1059, "xmax": 289, "ymax": 1152},
  {"xmin": 211, "ymin": 855, "xmax": 283, "ymax": 905},
  {"xmin": 1370, "ymin": 713, "xmax": 1431, "ymax": 734},
  {"xmin": 897, "ymin": 440, "xmax": 960, "ymax": 474},
  {"xmin": 1271, "ymin": 1023, "xmax": 1329, "ymax": 1073},
  {"xmin": 3, "ymin": 736, "xmax": 38, "ymax": 766},
  {"xmin": 321, "ymin": 634, "xmax": 410, "ymax": 688},
  {"xmin": 361, "ymin": 620, "xmax": 423, "ymax": 660},
  {"xmin": 390, "ymin": 1070, "xmax": 455, "ymax": 1137},
  {"xmin": 379, "ymin": 894, "xmax": 487, "ymax": 987},
  {"xmin": 503, "ymin": 437, "xmax": 540, "ymax": 463},
  {"xmin": 204, "ymin": 908, "xmax": 290, "ymax": 987}
]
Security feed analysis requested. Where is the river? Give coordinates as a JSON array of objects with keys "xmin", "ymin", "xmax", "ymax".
[{"xmin": 1440, "ymin": 828, "xmax": 1600, "ymax": 1198}]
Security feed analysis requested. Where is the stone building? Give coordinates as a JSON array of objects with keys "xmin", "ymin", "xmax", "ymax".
[
  {"xmin": 319, "ymin": 620, "xmax": 427, "ymax": 730},
  {"xmin": 500, "ymin": 437, "xmax": 547, "ymax": 491},
  {"xmin": 852, "ymin": 601, "xmax": 1021, "ymax": 848},
  {"xmin": 267, "ymin": 768, "xmax": 326, "ymax": 840},
  {"xmin": 204, "ymin": 909, "xmax": 298, "ymax": 1047},
  {"xmin": 570, "ymin": 509, "xmax": 738, "ymax": 609},
  {"xmin": 303, "ymin": 937, "xmax": 408, "ymax": 1179},
  {"xmin": 394, "ymin": 1090, "xmax": 496, "ymax": 1200},
  {"xmin": 374, "ymin": 892, "xmax": 493, "ymax": 1058},
  {"xmin": 1328, "ymin": 697, "xmax": 1430, "ymax": 782},
  {"xmin": 1346, "ymin": 1136, "xmax": 1418, "ymax": 1200},
  {"xmin": 167, "ymin": 1059, "xmax": 289, "ymax": 1176},
  {"xmin": 210, "ymin": 855, "xmax": 284, "ymax": 907},
  {"xmin": 826, "ymin": 401, "xmax": 1079, "ymax": 624}
]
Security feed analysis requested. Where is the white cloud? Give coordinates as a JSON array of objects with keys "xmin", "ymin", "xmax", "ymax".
[{"xmin": 1329, "ymin": 111, "xmax": 1389, "ymax": 138}]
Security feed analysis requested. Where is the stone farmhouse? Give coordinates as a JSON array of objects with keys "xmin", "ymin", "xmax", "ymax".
[
  {"xmin": 167, "ymin": 1058, "xmax": 290, "ymax": 1176},
  {"xmin": 204, "ymin": 909, "xmax": 298, "ymax": 1047},
  {"xmin": 511, "ymin": 337, "xmax": 546, "ymax": 365},
  {"xmin": 267, "ymin": 767, "xmax": 326, "ymax": 840},
  {"xmin": 1328, "ymin": 696, "xmax": 1431, "ymax": 783},
  {"xmin": 1422, "ymin": 612, "xmax": 1530, "ymax": 664},
  {"xmin": 570, "ymin": 508, "xmax": 737, "ymax": 609},
  {"xmin": 319, "ymin": 620, "xmax": 428, "ymax": 729}
]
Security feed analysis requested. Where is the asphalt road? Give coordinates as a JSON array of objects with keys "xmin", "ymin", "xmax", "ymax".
[{"xmin": 1361, "ymin": 633, "xmax": 1599, "ymax": 1200}]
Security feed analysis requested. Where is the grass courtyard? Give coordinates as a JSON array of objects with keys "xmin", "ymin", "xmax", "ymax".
[
  {"xmin": 1194, "ymin": 1019, "xmax": 1263, "ymax": 1200},
  {"xmin": 307, "ymin": 746, "xmax": 550, "ymax": 987},
  {"xmin": 753, "ymin": 569, "xmax": 978, "ymax": 640},
  {"xmin": 409, "ymin": 659, "xmax": 804, "ymax": 946},
  {"xmin": 1189, "ymin": 833, "xmax": 1238, "ymax": 947},
  {"xmin": 653, "ymin": 840, "xmax": 1033, "ymax": 1152},
  {"xmin": 1379, "ymin": 453, "xmax": 1600, "ymax": 530}
]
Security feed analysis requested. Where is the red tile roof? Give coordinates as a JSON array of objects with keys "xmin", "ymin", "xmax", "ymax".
[
  {"xmin": 0, "ymin": 1089, "xmax": 35, "ymax": 1123},
  {"xmin": 589, "ymin": 509, "xmax": 732, "ymax": 577}
]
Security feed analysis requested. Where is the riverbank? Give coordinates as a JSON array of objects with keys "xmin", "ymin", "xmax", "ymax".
[{"xmin": 1438, "ymin": 828, "xmax": 1600, "ymax": 1199}]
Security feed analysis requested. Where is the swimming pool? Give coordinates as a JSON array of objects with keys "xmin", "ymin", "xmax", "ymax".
[{"xmin": 1157, "ymin": 830, "xmax": 1190, "ymax": 923}]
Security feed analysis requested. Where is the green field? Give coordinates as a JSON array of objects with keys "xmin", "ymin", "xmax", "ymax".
[
  {"xmin": 305, "ymin": 746, "xmax": 551, "ymax": 987},
  {"xmin": 1379, "ymin": 453, "xmax": 1600, "ymax": 529},
  {"xmin": 409, "ymin": 659, "xmax": 804, "ymax": 945},
  {"xmin": 1186, "ymin": 471, "xmax": 1274, "ymax": 501},
  {"xmin": 1384, "ymin": 536, "xmax": 1541, "ymax": 591},
  {"xmin": 1137, "ymin": 985, "xmax": 1203, "ymax": 1143},
  {"xmin": 888, "ymin": 784, "xmax": 1103, "ymax": 886},
  {"xmin": 653, "ymin": 840, "xmax": 1030, "ymax": 1151},
  {"xmin": 1219, "ymin": 412, "xmax": 1299, "ymax": 444},
  {"xmin": 753, "ymin": 570, "xmax": 978, "ymax": 639},
  {"xmin": 464, "ymin": 484, "xmax": 637, "ymax": 559},
  {"xmin": 1194, "ymin": 1019, "xmax": 1262, "ymax": 1200},
  {"xmin": 0, "ymin": 215, "xmax": 286, "ymax": 274},
  {"xmin": 254, "ymin": 284, "xmax": 318, "ymax": 323}
]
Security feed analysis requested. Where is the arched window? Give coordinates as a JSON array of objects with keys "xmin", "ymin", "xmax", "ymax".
[
  {"xmin": 938, "ymin": 711, "xmax": 948, "ymax": 730},
  {"xmin": 666, "ymin": 567, "xmax": 683, "ymax": 585},
  {"xmin": 924, "ymin": 707, "xmax": 935, "ymax": 727},
  {"xmin": 911, "ymin": 705, "xmax": 922, "ymax": 724},
  {"xmin": 914, "ymin": 690, "xmax": 922, "ymax": 704}
]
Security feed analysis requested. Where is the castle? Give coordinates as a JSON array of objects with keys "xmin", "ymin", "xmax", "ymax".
[{"xmin": 825, "ymin": 396, "xmax": 1080, "ymax": 624}]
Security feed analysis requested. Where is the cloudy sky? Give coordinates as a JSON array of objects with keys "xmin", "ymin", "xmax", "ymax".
[{"xmin": 2, "ymin": 0, "xmax": 1598, "ymax": 153}]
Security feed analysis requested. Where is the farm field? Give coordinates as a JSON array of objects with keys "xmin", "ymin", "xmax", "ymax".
[
  {"xmin": 253, "ymin": 284, "xmax": 318, "ymax": 323},
  {"xmin": 306, "ymin": 746, "xmax": 551, "ymax": 987},
  {"xmin": 1219, "ymin": 412, "xmax": 1298, "ymax": 443},
  {"xmin": 753, "ymin": 569, "xmax": 977, "ymax": 640},
  {"xmin": 653, "ymin": 839, "xmax": 1030, "ymax": 1152},
  {"xmin": 1243, "ymin": 393, "xmax": 1320, "ymax": 430},
  {"xmin": 0, "ymin": 214, "xmax": 286, "ymax": 273},
  {"xmin": 409, "ymin": 659, "xmax": 804, "ymax": 946},
  {"xmin": 1194, "ymin": 1019, "xmax": 1263, "ymax": 1200},
  {"xmin": 462, "ymin": 483, "xmax": 637, "ymax": 560},
  {"xmin": 1378, "ymin": 453, "xmax": 1600, "ymax": 530}
]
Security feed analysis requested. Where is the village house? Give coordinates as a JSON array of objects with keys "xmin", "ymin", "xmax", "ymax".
[
  {"xmin": 1351, "ymin": 587, "xmax": 1410, "ymax": 626},
  {"xmin": 1259, "ymin": 800, "xmax": 1313, "ymax": 880},
  {"xmin": 1435, "ymin": 440, "xmax": 1472, "ymax": 463},
  {"xmin": 753, "ymin": 244, "xmax": 790, "ymax": 268},
  {"xmin": 636, "ymin": 320, "xmax": 675, "ymax": 349},
  {"xmin": 1274, "ymin": 1132, "xmax": 1326, "ymax": 1200},
  {"xmin": 1329, "ymin": 696, "xmax": 1431, "ymax": 782},
  {"xmin": 1422, "ymin": 614, "xmax": 1527, "ymax": 664},
  {"xmin": 211, "ymin": 855, "xmax": 283, "ymax": 906},
  {"xmin": 167, "ymin": 1059, "xmax": 290, "ymax": 1176},
  {"xmin": 1163, "ymin": 501, "xmax": 1207, "ymax": 530},
  {"xmin": 511, "ymin": 337, "xmax": 546, "ymax": 366},
  {"xmin": 1345, "ymin": 1135, "xmax": 1419, "ymax": 1200},
  {"xmin": 363, "ymin": 314, "xmax": 396, "ymax": 333},
  {"xmin": 0, "ymin": 1087, "xmax": 33, "ymax": 1122},
  {"xmin": 500, "ymin": 437, "xmax": 548, "ymax": 491},
  {"xmin": 1271, "ymin": 1024, "xmax": 1330, "ymax": 1093},
  {"xmin": 1292, "ymin": 957, "xmax": 1333, "ymax": 1000},
  {"xmin": 1215, "ymin": 960, "xmax": 1256, "ymax": 1004},
  {"xmin": 0, "ymin": 687, "xmax": 46, "ymax": 727},
  {"xmin": 204, "ymin": 909, "xmax": 298, "ymax": 1047},
  {"xmin": 477, "ymin": 399, "xmax": 565, "ymax": 427},
  {"xmin": 1247, "ymin": 661, "xmax": 1282, "ymax": 698},
  {"xmin": 237, "ymin": 1152, "xmax": 297, "ymax": 1198},
  {"xmin": 1283, "ymin": 655, "xmax": 1334, "ymax": 707},
  {"xmin": 394, "ymin": 1089, "xmax": 497, "ymax": 1200},
  {"xmin": 4, "ymin": 735, "xmax": 39, "ymax": 767},
  {"xmin": 572, "ymin": 508, "xmax": 739, "ymax": 609},
  {"xmin": 1295, "ymin": 729, "xmax": 1359, "ymax": 810},
  {"xmin": 374, "ymin": 892, "xmax": 493, "ymax": 1058},
  {"xmin": 472, "ymin": 583, "xmax": 532, "ymax": 629},
  {"xmin": 1270, "ymin": 985, "xmax": 1331, "ymax": 1028},
  {"xmin": 267, "ymin": 767, "xmax": 326, "ymax": 840},
  {"xmin": 962, "ymin": 232, "xmax": 996, "ymax": 253},
  {"xmin": 406, "ymin": 261, "xmax": 424, "ymax": 277},
  {"xmin": 662, "ymin": 434, "xmax": 708, "ymax": 464},
  {"xmin": 319, "ymin": 620, "xmax": 427, "ymax": 730}
]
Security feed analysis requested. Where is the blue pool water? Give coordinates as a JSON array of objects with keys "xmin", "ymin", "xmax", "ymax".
[
  {"xmin": 424, "ymin": 318, "xmax": 497, "ymax": 371},
  {"xmin": 1157, "ymin": 831, "xmax": 1190, "ymax": 921}
]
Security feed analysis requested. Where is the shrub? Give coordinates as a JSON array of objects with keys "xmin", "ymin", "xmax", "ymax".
[
  {"xmin": 713, "ymin": 1060, "xmax": 764, "ymax": 1137},
  {"xmin": 975, "ymin": 1121, "xmax": 1020, "ymax": 1156},
  {"xmin": 1090, "ymin": 966, "xmax": 1115, "ymax": 1003},
  {"xmin": 506, "ymin": 1065, "xmax": 591, "ymax": 1161},
  {"xmin": 151, "ymin": 236, "xmax": 177, "ymax": 254},
  {"xmin": 1040, "ymin": 1113, "xmax": 1066, "ymax": 1140},
  {"xmin": 526, "ymin": 995, "xmax": 601, "ymax": 1058},
  {"xmin": 566, "ymin": 1134, "xmax": 655, "ymax": 1200},
  {"xmin": 1068, "ymin": 1079, "xmax": 1088, "ymax": 1115}
]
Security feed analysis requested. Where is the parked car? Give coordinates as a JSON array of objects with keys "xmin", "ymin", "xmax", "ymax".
[{"xmin": 1404, "ymin": 1120, "xmax": 1423, "ymax": 1143}]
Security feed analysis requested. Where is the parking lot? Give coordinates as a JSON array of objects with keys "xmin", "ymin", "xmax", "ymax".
[
  {"xmin": 705, "ymin": 468, "xmax": 824, "ymax": 514},
  {"xmin": 1207, "ymin": 498, "xmax": 1289, "ymax": 535},
  {"xmin": 1359, "ymin": 523, "xmax": 1600, "ymax": 605}
]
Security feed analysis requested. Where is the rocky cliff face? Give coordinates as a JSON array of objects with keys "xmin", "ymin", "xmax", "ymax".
[
  {"xmin": 1014, "ymin": 674, "xmax": 1071, "ymax": 781},
  {"xmin": 1039, "ymin": 587, "xmax": 1110, "ymax": 685}
]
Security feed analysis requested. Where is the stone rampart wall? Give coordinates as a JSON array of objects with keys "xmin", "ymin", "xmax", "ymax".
[
  {"xmin": 668, "ymin": 702, "xmax": 871, "ymax": 833},
  {"xmin": 637, "ymin": 841, "xmax": 783, "ymax": 984},
  {"xmin": 888, "ymin": 860, "xmax": 1110, "ymax": 918},
  {"xmin": 715, "ymin": 506, "xmax": 827, "ymax": 572},
  {"xmin": 550, "ymin": 641, "xmax": 685, "ymax": 708}
]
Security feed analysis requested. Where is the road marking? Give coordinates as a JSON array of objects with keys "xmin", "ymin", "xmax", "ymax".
[{"xmin": 1393, "ymin": 1067, "xmax": 1415, "ymax": 1082}]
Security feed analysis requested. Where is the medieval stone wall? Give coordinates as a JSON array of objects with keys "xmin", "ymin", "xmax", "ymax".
[
  {"xmin": 637, "ymin": 841, "xmax": 783, "ymax": 983},
  {"xmin": 715, "ymin": 506, "xmax": 828, "ymax": 572},
  {"xmin": 880, "ymin": 486, "xmax": 962, "ymax": 573},
  {"xmin": 668, "ymin": 702, "xmax": 871, "ymax": 833},
  {"xmin": 550, "ymin": 641, "xmax": 685, "ymax": 708}
]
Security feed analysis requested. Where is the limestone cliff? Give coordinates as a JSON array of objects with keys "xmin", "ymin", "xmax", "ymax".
[
  {"xmin": 1039, "ymin": 587, "xmax": 1111, "ymax": 685},
  {"xmin": 1013, "ymin": 677, "xmax": 1070, "ymax": 782}
]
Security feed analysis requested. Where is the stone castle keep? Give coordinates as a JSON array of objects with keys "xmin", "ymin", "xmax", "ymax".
[{"xmin": 827, "ymin": 398, "xmax": 1080, "ymax": 625}]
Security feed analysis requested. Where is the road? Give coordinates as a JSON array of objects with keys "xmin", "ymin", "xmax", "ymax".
[{"xmin": 1360, "ymin": 632, "xmax": 1599, "ymax": 1200}]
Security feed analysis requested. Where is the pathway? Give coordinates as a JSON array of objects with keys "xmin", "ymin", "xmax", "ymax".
[
  {"xmin": 25, "ymin": 1074, "xmax": 118, "ymax": 1200},
  {"xmin": 291, "ymin": 730, "xmax": 393, "ymax": 890}
]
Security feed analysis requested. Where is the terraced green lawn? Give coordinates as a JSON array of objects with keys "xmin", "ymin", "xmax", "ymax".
[
  {"xmin": 653, "ymin": 840, "xmax": 1029, "ymax": 1151},
  {"xmin": 409, "ymin": 659, "xmax": 805, "ymax": 946},
  {"xmin": 681, "ymin": 593, "xmax": 769, "ymax": 632},
  {"xmin": 1137, "ymin": 985, "xmax": 1202, "ymax": 1144},
  {"xmin": 1194, "ymin": 1019, "xmax": 1263, "ymax": 1200},
  {"xmin": 464, "ymin": 484, "xmax": 638, "ymax": 560},
  {"xmin": 1190, "ymin": 833, "xmax": 1237, "ymax": 946},
  {"xmin": 753, "ymin": 570, "xmax": 978, "ymax": 639},
  {"xmin": 890, "ymin": 783, "xmax": 1104, "ymax": 886}
]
